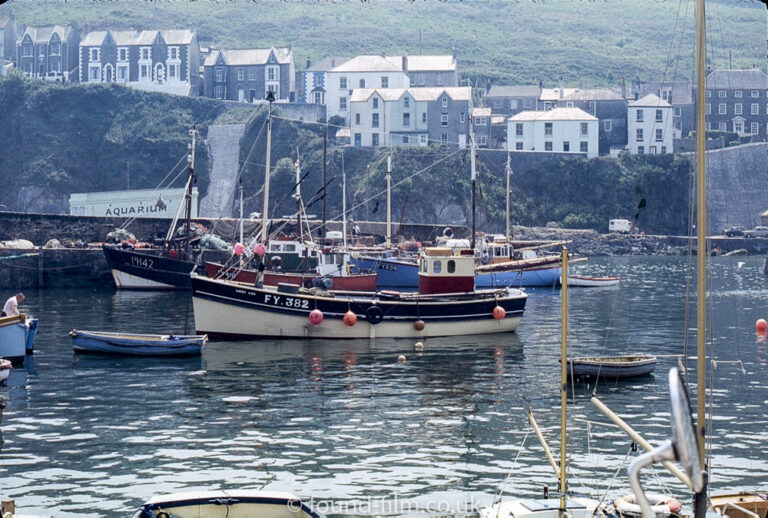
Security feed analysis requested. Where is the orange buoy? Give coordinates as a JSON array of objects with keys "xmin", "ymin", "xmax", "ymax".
[
  {"xmin": 413, "ymin": 319, "xmax": 425, "ymax": 331},
  {"xmin": 492, "ymin": 306, "xmax": 506, "ymax": 320},
  {"xmin": 343, "ymin": 310, "xmax": 357, "ymax": 326},
  {"xmin": 309, "ymin": 309, "xmax": 324, "ymax": 325},
  {"xmin": 757, "ymin": 319, "xmax": 767, "ymax": 333}
]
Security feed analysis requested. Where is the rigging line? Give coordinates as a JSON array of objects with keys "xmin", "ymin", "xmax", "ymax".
[{"xmin": 492, "ymin": 429, "xmax": 531, "ymax": 506}]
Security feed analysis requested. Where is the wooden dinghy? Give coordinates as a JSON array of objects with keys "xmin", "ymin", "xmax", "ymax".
[
  {"xmin": 709, "ymin": 492, "xmax": 768, "ymax": 518},
  {"xmin": 566, "ymin": 354, "xmax": 657, "ymax": 380},
  {"xmin": 130, "ymin": 490, "xmax": 323, "ymax": 518},
  {"xmin": 69, "ymin": 330, "xmax": 206, "ymax": 356},
  {"xmin": 560, "ymin": 275, "xmax": 620, "ymax": 287},
  {"xmin": 0, "ymin": 358, "xmax": 11, "ymax": 382}
]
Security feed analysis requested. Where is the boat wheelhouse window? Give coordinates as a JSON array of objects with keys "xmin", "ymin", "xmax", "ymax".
[
  {"xmin": 270, "ymin": 244, "xmax": 281, "ymax": 251},
  {"xmin": 285, "ymin": 244, "xmax": 296, "ymax": 252},
  {"xmin": 447, "ymin": 260, "xmax": 456, "ymax": 274},
  {"xmin": 433, "ymin": 260, "xmax": 442, "ymax": 274},
  {"xmin": 420, "ymin": 259, "xmax": 427, "ymax": 273}
]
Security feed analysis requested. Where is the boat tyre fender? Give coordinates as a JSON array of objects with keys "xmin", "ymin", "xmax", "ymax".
[
  {"xmin": 155, "ymin": 512, "xmax": 171, "ymax": 518},
  {"xmin": 614, "ymin": 494, "xmax": 681, "ymax": 517},
  {"xmin": 443, "ymin": 227, "xmax": 454, "ymax": 239},
  {"xmin": 366, "ymin": 305, "xmax": 384, "ymax": 324},
  {"xmin": 270, "ymin": 256, "xmax": 283, "ymax": 270}
]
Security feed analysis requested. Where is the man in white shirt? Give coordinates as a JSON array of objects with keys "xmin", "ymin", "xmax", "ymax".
[{"xmin": 2, "ymin": 292, "xmax": 24, "ymax": 317}]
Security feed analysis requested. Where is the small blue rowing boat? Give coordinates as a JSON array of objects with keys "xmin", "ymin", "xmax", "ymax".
[
  {"xmin": 566, "ymin": 354, "xmax": 657, "ymax": 380},
  {"xmin": 69, "ymin": 330, "xmax": 206, "ymax": 356}
]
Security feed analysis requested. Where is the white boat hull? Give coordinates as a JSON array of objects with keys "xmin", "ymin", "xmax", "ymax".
[
  {"xmin": 0, "ymin": 315, "xmax": 35, "ymax": 362},
  {"xmin": 111, "ymin": 269, "xmax": 177, "ymax": 289}
]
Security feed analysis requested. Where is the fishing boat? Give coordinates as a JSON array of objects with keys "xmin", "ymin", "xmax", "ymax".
[
  {"xmin": 191, "ymin": 246, "xmax": 527, "ymax": 339},
  {"xmin": 0, "ymin": 359, "xmax": 11, "ymax": 382},
  {"xmin": 0, "ymin": 314, "xmax": 38, "ymax": 363},
  {"xmin": 561, "ymin": 275, "xmax": 620, "ymax": 288},
  {"xmin": 69, "ymin": 330, "xmax": 206, "ymax": 356},
  {"xmin": 130, "ymin": 490, "xmax": 322, "ymax": 518},
  {"xmin": 566, "ymin": 354, "xmax": 657, "ymax": 380}
]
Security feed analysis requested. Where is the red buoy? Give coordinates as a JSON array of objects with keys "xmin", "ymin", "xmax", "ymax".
[
  {"xmin": 757, "ymin": 319, "xmax": 767, "ymax": 333},
  {"xmin": 492, "ymin": 306, "xmax": 506, "ymax": 320},
  {"xmin": 309, "ymin": 309, "xmax": 324, "ymax": 325},
  {"xmin": 413, "ymin": 320, "xmax": 425, "ymax": 331},
  {"xmin": 343, "ymin": 310, "xmax": 357, "ymax": 326}
]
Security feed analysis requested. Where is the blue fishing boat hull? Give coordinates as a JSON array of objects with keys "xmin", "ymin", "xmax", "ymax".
[
  {"xmin": 475, "ymin": 266, "xmax": 562, "ymax": 288},
  {"xmin": 69, "ymin": 330, "xmax": 206, "ymax": 356},
  {"xmin": 567, "ymin": 355, "xmax": 657, "ymax": 380}
]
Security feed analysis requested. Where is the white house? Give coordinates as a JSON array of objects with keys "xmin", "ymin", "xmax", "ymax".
[
  {"xmin": 627, "ymin": 94, "xmax": 674, "ymax": 155},
  {"xmin": 507, "ymin": 107, "xmax": 599, "ymax": 158},
  {"xmin": 325, "ymin": 55, "xmax": 411, "ymax": 123}
]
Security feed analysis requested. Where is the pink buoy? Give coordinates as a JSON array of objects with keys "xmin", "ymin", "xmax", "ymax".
[
  {"xmin": 492, "ymin": 306, "xmax": 506, "ymax": 320},
  {"xmin": 757, "ymin": 319, "xmax": 767, "ymax": 333},
  {"xmin": 234, "ymin": 243, "xmax": 245, "ymax": 255},
  {"xmin": 343, "ymin": 310, "xmax": 357, "ymax": 326},
  {"xmin": 309, "ymin": 309, "xmax": 324, "ymax": 325},
  {"xmin": 253, "ymin": 243, "xmax": 266, "ymax": 257}
]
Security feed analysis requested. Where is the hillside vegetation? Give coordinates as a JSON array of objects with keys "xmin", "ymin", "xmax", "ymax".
[{"xmin": 3, "ymin": 0, "xmax": 765, "ymax": 86}]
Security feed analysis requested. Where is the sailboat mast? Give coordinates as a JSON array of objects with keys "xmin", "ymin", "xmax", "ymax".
[
  {"xmin": 261, "ymin": 93, "xmax": 274, "ymax": 244},
  {"xmin": 239, "ymin": 178, "xmax": 244, "ymax": 245},
  {"xmin": 470, "ymin": 125, "xmax": 477, "ymax": 251},
  {"xmin": 506, "ymin": 154, "xmax": 512, "ymax": 246},
  {"xmin": 342, "ymin": 153, "xmax": 348, "ymax": 250},
  {"xmin": 386, "ymin": 154, "xmax": 392, "ymax": 249},
  {"xmin": 184, "ymin": 126, "xmax": 197, "ymax": 258},
  {"xmin": 322, "ymin": 128, "xmax": 327, "ymax": 241},
  {"xmin": 295, "ymin": 158, "xmax": 303, "ymax": 242},
  {"xmin": 695, "ymin": 0, "xmax": 707, "ymax": 470},
  {"xmin": 560, "ymin": 246, "xmax": 568, "ymax": 515}
]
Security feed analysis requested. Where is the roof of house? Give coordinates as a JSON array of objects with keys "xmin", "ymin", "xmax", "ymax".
[
  {"xmin": 628, "ymin": 93, "xmax": 672, "ymax": 107},
  {"xmin": 472, "ymin": 107, "xmax": 492, "ymax": 117},
  {"xmin": 204, "ymin": 47, "xmax": 292, "ymax": 67},
  {"xmin": 487, "ymin": 85, "xmax": 541, "ymax": 97},
  {"xmin": 19, "ymin": 25, "xmax": 73, "ymax": 44},
  {"xmin": 562, "ymin": 88, "xmax": 623, "ymax": 101},
  {"xmin": 305, "ymin": 56, "xmax": 351, "ymax": 72},
  {"xmin": 540, "ymin": 88, "xmax": 578, "ymax": 101},
  {"xmin": 395, "ymin": 54, "xmax": 456, "ymax": 72},
  {"xmin": 350, "ymin": 86, "xmax": 472, "ymax": 103},
  {"xmin": 706, "ymin": 69, "xmax": 768, "ymax": 89},
  {"xmin": 636, "ymin": 80, "xmax": 693, "ymax": 104},
  {"xmin": 491, "ymin": 115, "xmax": 507, "ymax": 125},
  {"xmin": 509, "ymin": 107, "xmax": 598, "ymax": 122},
  {"xmin": 81, "ymin": 29, "xmax": 196, "ymax": 47},
  {"xmin": 331, "ymin": 55, "xmax": 404, "ymax": 73}
]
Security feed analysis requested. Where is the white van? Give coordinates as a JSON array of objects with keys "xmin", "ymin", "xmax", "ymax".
[{"xmin": 609, "ymin": 219, "xmax": 632, "ymax": 233}]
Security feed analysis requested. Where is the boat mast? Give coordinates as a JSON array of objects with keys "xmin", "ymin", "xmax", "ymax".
[
  {"xmin": 506, "ymin": 153, "xmax": 512, "ymax": 247},
  {"xmin": 342, "ymin": 152, "xmax": 348, "ymax": 250},
  {"xmin": 239, "ymin": 178, "xmax": 244, "ymax": 246},
  {"xmin": 184, "ymin": 126, "xmax": 197, "ymax": 258},
  {"xmin": 294, "ymin": 157, "xmax": 303, "ymax": 242},
  {"xmin": 695, "ymin": 0, "xmax": 707, "ymax": 472},
  {"xmin": 559, "ymin": 246, "xmax": 568, "ymax": 516},
  {"xmin": 470, "ymin": 121, "xmax": 477, "ymax": 251},
  {"xmin": 322, "ymin": 128, "xmax": 327, "ymax": 241},
  {"xmin": 261, "ymin": 91, "xmax": 275, "ymax": 244},
  {"xmin": 386, "ymin": 154, "xmax": 392, "ymax": 249}
]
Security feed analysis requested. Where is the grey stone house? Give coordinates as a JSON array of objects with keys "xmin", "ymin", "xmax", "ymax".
[
  {"xmin": 80, "ymin": 29, "xmax": 199, "ymax": 96},
  {"xmin": 299, "ymin": 56, "xmax": 351, "ymax": 105},
  {"xmin": 636, "ymin": 80, "xmax": 694, "ymax": 140},
  {"xmin": 17, "ymin": 25, "xmax": 79, "ymax": 81},
  {"xmin": 554, "ymin": 89, "xmax": 628, "ymax": 155},
  {"xmin": 472, "ymin": 107, "xmax": 492, "ymax": 148},
  {"xmin": 0, "ymin": 13, "xmax": 19, "ymax": 61},
  {"xmin": 401, "ymin": 54, "xmax": 458, "ymax": 88},
  {"xmin": 699, "ymin": 69, "xmax": 768, "ymax": 140},
  {"xmin": 485, "ymin": 85, "xmax": 542, "ymax": 117},
  {"xmin": 203, "ymin": 47, "xmax": 295, "ymax": 102}
]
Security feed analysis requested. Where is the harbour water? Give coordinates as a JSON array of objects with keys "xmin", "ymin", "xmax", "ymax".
[{"xmin": 1, "ymin": 256, "xmax": 767, "ymax": 517}]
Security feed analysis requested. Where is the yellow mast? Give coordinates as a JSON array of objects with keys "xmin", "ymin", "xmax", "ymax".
[
  {"xmin": 695, "ymin": 0, "xmax": 707, "ymax": 469},
  {"xmin": 560, "ymin": 247, "xmax": 568, "ymax": 515}
]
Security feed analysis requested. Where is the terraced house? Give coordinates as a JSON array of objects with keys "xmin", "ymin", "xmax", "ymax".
[
  {"xmin": 79, "ymin": 29, "xmax": 199, "ymax": 96},
  {"xmin": 203, "ymin": 47, "xmax": 295, "ymax": 102},
  {"xmin": 16, "ymin": 25, "xmax": 79, "ymax": 81},
  {"xmin": 702, "ymin": 69, "xmax": 768, "ymax": 140},
  {"xmin": 349, "ymin": 86, "xmax": 472, "ymax": 148}
]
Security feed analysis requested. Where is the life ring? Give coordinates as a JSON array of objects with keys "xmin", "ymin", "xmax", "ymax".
[
  {"xmin": 614, "ymin": 494, "xmax": 682, "ymax": 517},
  {"xmin": 366, "ymin": 305, "xmax": 384, "ymax": 324},
  {"xmin": 269, "ymin": 255, "xmax": 283, "ymax": 270},
  {"xmin": 155, "ymin": 512, "xmax": 171, "ymax": 518},
  {"xmin": 443, "ymin": 226, "xmax": 454, "ymax": 238}
]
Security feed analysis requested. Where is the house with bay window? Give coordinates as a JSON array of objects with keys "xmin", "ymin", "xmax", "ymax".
[
  {"xmin": 17, "ymin": 25, "xmax": 79, "ymax": 81},
  {"xmin": 79, "ymin": 29, "xmax": 199, "ymax": 96},
  {"xmin": 203, "ymin": 46, "xmax": 295, "ymax": 102}
]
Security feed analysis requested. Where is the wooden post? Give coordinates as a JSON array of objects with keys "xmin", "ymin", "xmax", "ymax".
[{"xmin": 2, "ymin": 500, "xmax": 16, "ymax": 514}]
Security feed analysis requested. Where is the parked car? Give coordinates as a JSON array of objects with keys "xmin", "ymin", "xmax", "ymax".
[
  {"xmin": 745, "ymin": 226, "xmax": 768, "ymax": 238},
  {"xmin": 723, "ymin": 226, "xmax": 745, "ymax": 237}
]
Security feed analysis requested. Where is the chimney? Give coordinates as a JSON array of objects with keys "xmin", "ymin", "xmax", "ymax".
[
  {"xmin": 452, "ymin": 46, "xmax": 456, "ymax": 59},
  {"xmin": 306, "ymin": 58, "xmax": 311, "ymax": 69},
  {"xmin": 288, "ymin": 43, "xmax": 293, "ymax": 53},
  {"xmin": 578, "ymin": 78, "xmax": 583, "ymax": 90},
  {"xmin": 402, "ymin": 54, "xmax": 408, "ymax": 72},
  {"xmin": 634, "ymin": 92, "xmax": 639, "ymax": 101},
  {"xmin": 486, "ymin": 79, "xmax": 491, "ymax": 94},
  {"xmin": 381, "ymin": 51, "xmax": 386, "ymax": 59},
  {"xmin": 331, "ymin": 58, "xmax": 335, "ymax": 67},
  {"xmin": 559, "ymin": 77, "xmax": 564, "ymax": 99},
  {"xmin": 621, "ymin": 78, "xmax": 626, "ymax": 99},
  {"xmin": 538, "ymin": 79, "xmax": 543, "ymax": 89}
]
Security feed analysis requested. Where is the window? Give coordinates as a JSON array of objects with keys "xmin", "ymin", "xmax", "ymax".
[
  {"xmin": 718, "ymin": 103, "xmax": 727, "ymax": 115},
  {"xmin": 459, "ymin": 112, "xmax": 465, "ymax": 123},
  {"xmin": 267, "ymin": 66, "xmax": 278, "ymax": 81},
  {"xmin": 706, "ymin": 104, "xmax": 711, "ymax": 114},
  {"xmin": 650, "ymin": 146, "xmax": 657, "ymax": 154},
  {"xmin": 140, "ymin": 65, "xmax": 149, "ymax": 79},
  {"xmin": 249, "ymin": 69, "xmax": 257, "ymax": 81},
  {"xmin": 735, "ymin": 104, "xmax": 742, "ymax": 115},
  {"xmin": 381, "ymin": 76, "xmax": 388, "ymax": 88},
  {"xmin": 447, "ymin": 260, "xmax": 456, "ymax": 274},
  {"xmin": 735, "ymin": 90, "xmax": 743, "ymax": 98},
  {"xmin": 674, "ymin": 107, "xmax": 681, "ymax": 117},
  {"xmin": 237, "ymin": 69, "xmax": 244, "ymax": 81},
  {"xmin": 706, "ymin": 122, "xmax": 711, "ymax": 130},
  {"xmin": 516, "ymin": 123, "xmax": 523, "ymax": 137},
  {"xmin": 544, "ymin": 122, "xmax": 553, "ymax": 136},
  {"xmin": 117, "ymin": 65, "xmax": 128, "ymax": 81},
  {"xmin": 656, "ymin": 129, "xmax": 663, "ymax": 141},
  {"xmin": 141, "ymin": 48, "xmax": 149, "ymax": 60},
  {"xmin": 354, "ymin": 133, "xmax": 361, "ymax": 146},
  {"xmin": 706, "ymin": 90, "xmax": 711, "ymax": 98},
  {"xmin": 119, "ymin": 48, "xmax": 127, "ymax": 61},
  {"xmin": 510, "ymin": 99, "xmax": 518, "ymax": 109},
  {"xmin": 734, "ymin": 121, "xmax": 744, "ymax": 133},
  {"xmin": 441, "ymin": 114, "xmax": 448, "ymax": 127},
  {"xmin": 89, "ymin": 66, "xmax": 99, "ymax": 81},
  {"xmin": 662, "ymin": 88, "xmax": 671, "ymax": 101},
  {"xmin": 442, "ymin": 96, "xmax": 448, "ymax": 108},
  {"xmin": 359, "ymin": 79, "xmax": 365, "ymax": 88},
  {"xmin": 523, "ymin": 99, "xmax": 532, "ymax": 108},
  {"xmin": 674, "ymin": 120, "xmax": 682, "ymax": 130},
  {"xmin": 751, "ymin": 122, "xmax": 759, "ymax": 134},
  {"xmin": 565, "ymin": 101, "xmax": 574, "ymax": 107},
  {"xmin": 636, "ymin": 128, "xmax": 644, "ymax": 141},
  {"xmin": 23, "ymin": 45, "xmax": 32, "ymax": 57},
  {"xmin": 661, "ymin": 146, "xmax": 667, "ymax": 154},
  {"xmin": 403, "ymin": 113, "xmax": 410, "ymax": 127},
  {"xmin": 719, "ymin": 122, "xmax": 727, "ymax": 131},
  {"xmin": 404, "ymin": 96, "xmax": 409, "ymax": 108},
  {"xmin": 168, "ymin": 64, "xmax": 176, "ymax": 78},
  {"xmin": 215, "ymin": 68, "xmax": 225, "ymax": 82},
  {"xmin": 475, "ymin": 117, "xmax": 487, "ymax": 126},
  {"xmin": 340, "ymin": 97, "xmax": 347, "ymax": 110},
  {"xmin": 372, "ymin": 133, "xmax": 379, "ymax": 146},
  {"xmin": 372, "ymin": 97, "xmax": 378, "ymax": 109},
  {"xmin": 563, "ymin": 141, "xmax": 570, "ymax": 152},
  {"xmin": 402, "ymin": 136, "xmax": 409, "ymax": 144},
  {"xmin": 340, "ymin": 77, "xmax": 347, "ymax": 89},
  {"xmin": 313, "ymin": 92, "xmax": 322, "ymax": 104},
  {"xmin": 637, "ymin": 145, "xmax": 644, "ymax": 154},
  {"xmin": 441, "ymin": 133, "xmax": 448, "ymax": 144},
  {"xmin": 655, "ymin": 109, "xmax": 663, "ymax": 122},
  {"xmin": 420, "ymin": 134, "xmax": 427, "ymax": 145},
  {"xmin": 90, "ymin": 48, "xmax": 99, "ymax": 61},
  {"xmin": 636, "ymin": 109, "xmax": 644, "ymax": 122},
  {"xmin": 545, "ymin": 141, "xmax": 553, "ymax": 151},
  {"xmin": 435, "ymin": 73, "xmax": 442, "ymax": 86},
  {"xmin": 50, "ymin": 42, "xmax": 60, "ymax": 55},
  {"xmin": 433, "ymin": 260, "xmax": 442, "ymax": 274},
  {"xmin": 751, "ymin": 90, "xmax": 760, "ymax": 98},
  {"xmin": 214, "ymin": 85, "xmax": 225, "ymax": 99},
  {"xmin": 422, "ymin": 113, "xmax": 427, "ymax": 123},
  {"xmin": 751, "ymin": 103, "xmax": 759, "ymax": 115},
  {"xmin": 478, "ymin": 136, "xmax": 487, "ymax": 146},
  {"xmin": 580, "ymin": 141, "xmax": 588, "ymax": 153},
  {"xmin": 580, "ymin": 123, "xmax": 589, "ymax": 136},
  {"xmin": 170, "ymin": 48, "xmax": 178, "ymax": 59},
  {"xmin": 355, "ymin": 113, "xmax": 360, "ymax": 125},
  {"xmin": 718, "ymin": 90, "xmax": 726, "ymax": 98},
  {"xmin": 604, "ymin": 120, "xmax": 612, "ymax": 131},
  {"xmin": 515, "ymin": 142, "xmax": 523, "ymax": 150},
  {"xmin": 372, "ymin": 113, "xmax": 379, "ymax": 128}
]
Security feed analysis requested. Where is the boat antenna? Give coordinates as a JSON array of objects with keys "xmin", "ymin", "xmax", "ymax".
[
  {"xmin": 506, "ymin": 153, "xmax": 513, "ymax": 245},
  {"xmin": 386, "ymin": 154, "xmax": 392, "ymax": 249},
  {"xmin": 261, "ymin": 90, "xmax": 275, "ymax": 244},
  {"xmin": 184, "ymin": 125, "xmax": 197, "ymax": 259},
  {"xmin": 559, "ymin": 246, "xmax": 569, "ymax": 517}
]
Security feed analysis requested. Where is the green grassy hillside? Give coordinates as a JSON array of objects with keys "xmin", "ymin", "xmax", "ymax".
[{"xmin": 3, "ymin": 0, "xmax": 765, "ymax": 86}]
